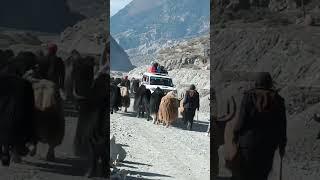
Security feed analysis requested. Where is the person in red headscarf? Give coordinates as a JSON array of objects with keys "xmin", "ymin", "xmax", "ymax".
[{"xmin": 120, "ymin": 75, "xmax": 130, "ymax": 90}]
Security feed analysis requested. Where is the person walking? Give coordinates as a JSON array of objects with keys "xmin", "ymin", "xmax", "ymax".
[
  {"xmin": 233, "ymin": 72, "xmax": 287, "ymax": 180},
  {"xmin": 183, "ymin": 84, "xmax": 200, "ymax": 130}
]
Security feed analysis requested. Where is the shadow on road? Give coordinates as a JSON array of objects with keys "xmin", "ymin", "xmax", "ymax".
[
  {"xmin": 23, "ymin": 157, "xmax": 86, "ymax": 176},
  {"xmin": 128, "ymin": 170, "xmax": 172, "ymax": 178},
  {"xmin": 126, "ymin": 177, "xmax": 155, "ymax": 180},
  {"xmin": 121, "ymin": 160, "xmax": 152, "ymax": 167},
  {"xmin": 171, "ymin": 118, "xmax": 209, "ymax": 133},
  {"xmin": 114, "ymin": 111, "xmax": 138, "ymax": 118}
]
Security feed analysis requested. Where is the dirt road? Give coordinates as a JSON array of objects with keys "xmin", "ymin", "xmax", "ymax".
[{"xmin": 111, "ymin": 99, "xmax": 210, "ymax": 180}]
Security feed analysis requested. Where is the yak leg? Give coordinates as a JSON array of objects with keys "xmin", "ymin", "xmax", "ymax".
[
  {"xmin": 46, "ymin": 145, "xmax": 55, "ymax": 162},
  {"xmin": 212, "ymin": 142, "xmax": 220, "ymax": 178},
  {"xmin": 85, "ymin": 143, "xmax": 97, "ymax": 178},
  {"xmin": 11, "ymin": 147, "xmax": 22, "ymax": 163},
  {"xmin": 152, "ymin": 114, "xmax": 156, "ymax": 124},
  {"xmin": 146, "ymin": 110, "xmax": 150, "ymax": 121},
  {"xmin": 124, "ymin": 107, "xmax": 127, "ymax": 113},
  {"xmin": 1, "ymin": 145, "xmax": 10, "ymax": 166},
  {"xmin": 27, "ymin": 142, "xmax": 37, "ymax": 157}
]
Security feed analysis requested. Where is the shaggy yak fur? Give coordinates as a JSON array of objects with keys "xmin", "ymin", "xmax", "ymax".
[
  {"xmin": 120, "ymin": 86, "xmax": 130, "ymax": 111},
  {"xmin": 32, "ymin": 79, "xmax": 65, "ymax": 161},
  {"xmin": 158, "ymin": 91, "xmax": 179, "ymax": 127}
]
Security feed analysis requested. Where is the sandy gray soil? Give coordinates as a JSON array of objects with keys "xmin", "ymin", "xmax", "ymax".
[{"xmin": 111, "ymin": 98, "xmax": 210, "ymax": 180}]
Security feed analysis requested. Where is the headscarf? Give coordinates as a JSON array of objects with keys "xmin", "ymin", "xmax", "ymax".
[
  {"xmin": 189, "ymin": 84, "xmax": 196, "ymax": 90},
  {"xmin": 47, "ymin": 43, "xmax": 58, "ymax": 56},
  {"xmin": 255, "ymin": 72, "xmax": 273, "ymax": 89}
]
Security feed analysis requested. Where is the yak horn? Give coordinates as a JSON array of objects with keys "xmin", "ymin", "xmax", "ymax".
[
  {"xmin": 216, "ymin": 96, "xmax": 236, "ymax": 122},
  {"xmin": 72, "ymin": 82, "xmax": 87, "ymax": 100}
]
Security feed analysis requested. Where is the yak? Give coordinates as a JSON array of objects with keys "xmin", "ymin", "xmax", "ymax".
[
  {"xmin": 72, "ymin": 55, "xmax": 109, "ymax": 178},
  {"xmin": 149, "ymin": 87, "xmax": 165, "ymax": 123},
  {"xmin": 157, "ymin": 91, "xmax": 180, "ymax": 127},
  {"xmin": 120, "ymin": 86, "xmax": 130, "ymax": 112},
  {"xmin": 133, "ymin": 85, "xmax": 151, "ymax": 119},
  {"xmin": 110, "ymin": 81, "xmax": 122, "ymax": 114},
  {"xmin": 0, "ymin": 73, "xmax": 36, "ymax": 166}
]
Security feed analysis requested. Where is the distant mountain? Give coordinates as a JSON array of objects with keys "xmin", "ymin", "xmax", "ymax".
[
  {"xmin": 0, "ymin": 0, "xmax": 84, "ymax": 33},
  {"xmin": 110, "ymin": 36, "xmax": 135, "ymax": 71},
  {"xmin": 110, "ymin": 0, "xmax": 210, "ymax": 66}
]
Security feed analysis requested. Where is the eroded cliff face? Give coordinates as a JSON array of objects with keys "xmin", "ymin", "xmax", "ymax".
[
  {"xmin": 0, "ymin": 0, "xmax": 85, "ymax": 33},
  {"xmin": 111, "ymin": 0, "xmax": 209, "ymax": 66}
]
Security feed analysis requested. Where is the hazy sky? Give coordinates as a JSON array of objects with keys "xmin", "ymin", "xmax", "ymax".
[{"xmin": 110, "ymin": 0, "xmax": 133, "ymax": 16}]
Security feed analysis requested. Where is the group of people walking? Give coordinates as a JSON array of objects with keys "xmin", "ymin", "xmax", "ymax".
[{"xmin": 0, "ymin": 43, "xmax": 109, "ymax": 177}]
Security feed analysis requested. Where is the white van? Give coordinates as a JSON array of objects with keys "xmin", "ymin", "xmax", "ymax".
[{"xmin": 141, "ymin": 72, "xmax": 177, "ymax": 94}]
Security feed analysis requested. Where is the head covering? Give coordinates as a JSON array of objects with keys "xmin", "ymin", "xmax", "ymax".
[
  {"xmin": 47, "ymin": 43, "xmax": 58, "ymax": 56},
  {"xmin": 255, "ymin": 72, "xmax": 273, "ymax": 89},
  {"xmin": 189, "ymin": 84, "xmax": 196, "ymax": 90}
]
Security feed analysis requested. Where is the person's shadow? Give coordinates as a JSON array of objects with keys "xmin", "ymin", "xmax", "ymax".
[{"xmin": 23, "ymin": 157, "xmax": 89, "ymax": 177}]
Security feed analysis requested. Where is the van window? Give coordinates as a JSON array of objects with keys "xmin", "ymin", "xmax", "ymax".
[
  {"xmin": 143, "ymin": 75, "xmax": 149, "ymax": 83},
  {"xmin": 150, "ymin": 76, "xmax": 173, "ymax": 87}
]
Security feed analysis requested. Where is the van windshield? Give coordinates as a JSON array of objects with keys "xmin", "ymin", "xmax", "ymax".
[{"xmin": 150, "ymin": 76, "xmax": 173, "ymax": 87}]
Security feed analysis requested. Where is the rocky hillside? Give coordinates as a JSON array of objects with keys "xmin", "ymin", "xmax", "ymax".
[
  {"xmin": 212, "ymin": 0, "xmax": 320, "ymax": 179},
  {"xmin": 58, "ymin": 14, "xmax": 133, "ymax": 71},
  {"xmin": 156, "ymin": 34, "xmax": 210, "ymax": 70},
  {"xmin": 111, "ymin": 0, "xmax": 210, "ymax": 66},
  {"xmin": 67, "ymin": 0, "xmax": 106, "ymax": 18},
  {"xmin": 0, "ymin": 0, "xmax": 84, "ymax": 33},
  {"xmin": 59, "ymin": 15, "xmax": 107, "ymax": 55}
]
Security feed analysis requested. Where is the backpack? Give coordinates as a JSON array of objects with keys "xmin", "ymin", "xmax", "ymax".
[
  {"xmin": 185, "ymin": 90, "xmax": 198, "ymax": 110},
  {"xmin": 32, "ymin": 79, "xmax": 56, "ymax": 111}
]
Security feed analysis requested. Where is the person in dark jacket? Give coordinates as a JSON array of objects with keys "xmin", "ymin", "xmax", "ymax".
[
  {"xmin": 233, "ymin": 72, "xmax": 287, "ymax": 180},
  {"xmin": 120, "ymin": 75, "xmax": 130, "ymax": 90},
  {"xmin": 183, "ymin": 84, "xmax": 200, "ymax": 130},
  {"xmin": 37, "ymin": 43, "xmax": 65, "ymax": 91}
]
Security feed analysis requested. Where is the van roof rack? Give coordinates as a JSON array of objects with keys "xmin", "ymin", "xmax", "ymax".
[
  {"xmin": 144, "ymin": 72, "xmax": 168, "ymax": 76},
  {"xmin": 154, "ymin": 73, "xmax": 168, "ymax": 76}
]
